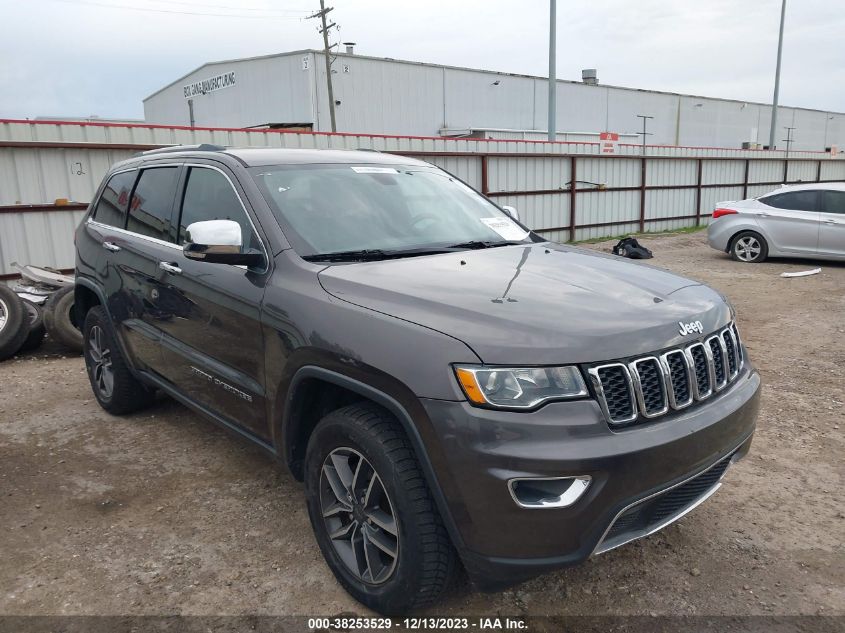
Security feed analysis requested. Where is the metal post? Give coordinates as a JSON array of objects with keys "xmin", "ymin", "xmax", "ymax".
[
  {"xmin": 547, "ymin": 0, "xmax": 556, "ymax": 142},
  {"xmin": 782, "ymin": 126, "xmax": 795, "ymax": 181},
  {"xmin": 636, "ymin": 115, "xmax": 653, "ymax": 155},
  {"xmin": 187, "ymin": 99, "xmax": 195, "ymax": 127},
  {"xmin": 639, "ymin": 158, "xmax": 647, "ymax": 233},
  {"xmin": 569, "ymin": 156, "xmax": 577, "ymax": 241},
  {"xmin": 695, "ymin": 159, "xmax": 703, "ymax": 225},
  {"xmin": 768, "ymin": 0, "xmax": 787, "ymax": 149},
  {"xmin": 742, "ymin": 159, "xmax": 750, "ymax": 199}
]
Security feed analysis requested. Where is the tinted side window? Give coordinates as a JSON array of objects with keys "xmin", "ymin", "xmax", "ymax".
[
  {"xmin": 821, "ymin": 191, "xmax": 845, "ymax": 215},
  {"xmin": 761, "ymin": 190, "xmax": 821, "ymax": 211},
  {"xmin": 93, "ymin": 170, "xmax": 136, "ymax": 228},
  {"xmin": 126, "ymin": 167, "xmax": 180, "ymax": 242},
  {"xmin": 178, "ymin": 167, "xmax": 260, "ymax": 250}
]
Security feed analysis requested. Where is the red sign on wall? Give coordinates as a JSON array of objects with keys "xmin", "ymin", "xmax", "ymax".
[{"xmin": 600, "ymin": 132, "xmax": 619, "ymax": 154}]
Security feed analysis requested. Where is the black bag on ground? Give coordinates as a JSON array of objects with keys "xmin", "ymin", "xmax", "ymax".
[{"xmin": 612, "ymin": 237, "xmax": 653, "ymax": 259}]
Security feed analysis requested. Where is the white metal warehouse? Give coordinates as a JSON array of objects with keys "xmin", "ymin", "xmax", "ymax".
[{"xmin": 143, "ymin": 48, "xmax": 845, "ymax": 151}]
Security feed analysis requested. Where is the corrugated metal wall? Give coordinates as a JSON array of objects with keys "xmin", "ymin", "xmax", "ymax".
[
  {"xmin": 141, "ymin": 50, "xmax": 845, "ymax": 152},
  {"xmin": 2, "ymin": 120, "xmax": 844, "ymax": 280}
]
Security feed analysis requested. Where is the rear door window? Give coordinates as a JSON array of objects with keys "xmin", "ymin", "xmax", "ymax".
[
  {"xmin": 92, "ymin": 170, "xmax": 136, "ymax": 228},
  {"xmin": 760, "ymin": 190, "xmax": 821, "ymax": 211},
  {"xmin": 126, "ymin": 167, "xmax": 180, "ymax": 242},
  {"xmin": 821, "ymin": 190, "xmax": 845, "ymax": 215}
]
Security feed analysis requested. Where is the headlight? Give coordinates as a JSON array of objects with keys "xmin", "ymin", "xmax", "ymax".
[{"xmin": 454, "ymin": 365, "xmax": 588, "ymax": 409}]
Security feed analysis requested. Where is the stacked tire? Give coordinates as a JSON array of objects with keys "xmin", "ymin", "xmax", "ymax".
[
  {"xmin": 43, "ymin": 287, "xmax": 83, "ymax": 353},
  {"xmin": 0, "ymin": 285, "xmax": 82, "ymax": 361},
  {"xmin": 0, "ymin": 285, "xmax": 31, "ymax": 360}
]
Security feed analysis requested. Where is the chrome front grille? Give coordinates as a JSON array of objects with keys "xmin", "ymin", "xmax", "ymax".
[{"xmin": 588, "ymin": 324, "xmax": 743, "ymax": 425}]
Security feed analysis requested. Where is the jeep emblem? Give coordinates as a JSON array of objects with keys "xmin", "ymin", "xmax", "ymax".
[{"xmin": 678, "ymin": 320, "xmax": 704, "ymax": 336}]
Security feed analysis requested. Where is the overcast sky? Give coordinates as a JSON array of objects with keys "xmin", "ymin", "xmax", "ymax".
[{"xmin": 1, "ymin": 0, "xmax": 842, "ymax": 120}]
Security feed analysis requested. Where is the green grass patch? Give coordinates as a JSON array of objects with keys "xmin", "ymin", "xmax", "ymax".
[{"xmin": 570, "ymin": 224, "xmax": 707, "ymax": 245}]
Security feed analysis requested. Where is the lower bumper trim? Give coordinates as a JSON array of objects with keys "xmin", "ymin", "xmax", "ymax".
[{"xmin": 593, "ymin": 446, "xmax": 738, "ymax": 555}]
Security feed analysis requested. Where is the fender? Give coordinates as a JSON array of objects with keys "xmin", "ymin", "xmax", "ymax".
[
  {"xmin": 74, "ymin": 276, "xmax": 145, "ymax": 380},
  {"xmin": 282, "ymin": 365, "xmax": 468, "ymax": 554}
]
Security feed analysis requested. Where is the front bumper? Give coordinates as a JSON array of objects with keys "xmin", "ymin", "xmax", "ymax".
[{"xmin": 420, "ymin": 365, "xmax": 760, "ymax": 590}]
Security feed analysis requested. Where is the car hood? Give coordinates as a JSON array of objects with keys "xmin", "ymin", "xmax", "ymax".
[{"xmin": 317, "ymin": 243, "xmax": 732, "ymax": 365}]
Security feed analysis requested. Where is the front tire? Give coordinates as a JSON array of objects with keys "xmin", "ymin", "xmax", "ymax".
[
  {"xmin": 83, "ymin": 306, "xmax": 155, "ymax": 414},
  {"xmin": 730, "ymin": 231, "xmax": 768, "ymax": 263},
  {"xmin": 305, "ymin": 403, "xmax": 459, "ymax": 615}
]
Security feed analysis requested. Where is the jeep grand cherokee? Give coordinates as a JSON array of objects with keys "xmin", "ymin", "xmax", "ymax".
[{"xmin": 74, "ymin": 146, "xmax": 760, "ymax": 614}]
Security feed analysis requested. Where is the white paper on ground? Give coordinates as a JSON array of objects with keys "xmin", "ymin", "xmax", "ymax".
[
  {"xmin": 780, "ymin": 268, "xmax": 821, "ymax": 278},
  {"xmin": 480, "ymin": 217, "xmax": 530, "ymax": 241}
]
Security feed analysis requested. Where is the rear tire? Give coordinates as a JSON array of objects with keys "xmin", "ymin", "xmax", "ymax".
[
  {"xmin": 44, "ymin": 286, "xmax": 83, "ymax": 353},
  {"xmin": 0, "ymin": 286, "xmax": 28, "ymax": 361},
  {"xmin": 304, "ymin": 403, "xmax": 459, "ymax": 615},
  {"xmin": 730, "ymin": 231, "xmax": 768, "ymax": 263},
  {"xmin": 83, "ymin": 306, "xmax": 155, "ymax": 414}
]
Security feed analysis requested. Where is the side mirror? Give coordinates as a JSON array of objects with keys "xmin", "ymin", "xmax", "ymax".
[
  {"xmin": 501, "ymin": 205, "xmax": 520, "ymax": 222},
  {"xmin": 183, "ymin": 220, "xmax": 264, "ymax": 267}
]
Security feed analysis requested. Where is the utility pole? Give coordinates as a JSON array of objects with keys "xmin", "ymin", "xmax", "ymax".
[
  {"xmin": 782, "ymin": 126, "xmax": 795, "ymax": 162},
  {"xmin": 547, "ymin": 0, "xmax": 556, "ymax": 142},
  {"xmin": 636, "ymin": 115, "xmax": 654, "ymax": 154},
  {"xmin": 768, "ymin": 0, "xmax": 787, "ymax": 149},
  {"xmin": 308, "ymin": 0, "xmax": 337, "ymax": 132}
]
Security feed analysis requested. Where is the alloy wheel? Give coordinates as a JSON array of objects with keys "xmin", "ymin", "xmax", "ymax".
[
  {"xmin": 319, "ymin": 447, "xmax": 399, "ymax": 585},
  {"xmin": 87, "ymin": 325, "xmax": 114, "ymax": 399},
  {"xmin": 0, "ymin": 298, "xmax": 7, "ymax": 332},
  {"xmin": 734, "ymin": 236, "xmax": 761, "ymax": 262}
]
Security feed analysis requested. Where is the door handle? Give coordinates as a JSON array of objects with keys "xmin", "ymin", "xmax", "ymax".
[
  {"xmin": 823, "ymin": 218, "xmax": 837, "ymax": 224},
  {"xmin": 757, "ymin": 212, "xmax": 770, "ymax": 217},
  {"xmin": 102, "ymin": 241, "xmax": 121, "ymax": 252},
  {"xmin": 158, "ymin": 262, "xmax": 182, "ymax": 275}
]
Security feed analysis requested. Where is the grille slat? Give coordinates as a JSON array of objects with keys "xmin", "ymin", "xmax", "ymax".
[
  {"xmin": 595, "ymin": 365, "xmax": 635, "ymax": 423},
  {"xmin": 689, "ymin": 344, "xmax": 712, "ymax": 398},
  {"xmin": 722, "ymin": 332, "xmax": 738, "ymax": 377},
  {"xmin": 708, "ymin": 337, "xmax": 727, "ymax": 388},
  {"xmin": 590, "ymin": 325, "xmax": 741, "ymax": 426},
  {"xmin": 664, "ymin": 351, "xmax": 692, "ymax": 407},
  {"xmin": 632, "ymin": 358, "xmax": 667, "ymax": 416}
]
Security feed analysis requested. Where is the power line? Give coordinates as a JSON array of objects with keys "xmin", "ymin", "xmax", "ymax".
[
  {"xmin": 45, "ymin": 0, "xmax": 310, "ymax": 19},
  {"xmin": 143, "ymin": 0, "xmax": 310, "ymax": 13}
]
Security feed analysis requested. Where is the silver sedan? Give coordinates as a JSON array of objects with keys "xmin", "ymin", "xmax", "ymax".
[{"xmin": 707, "ymin": 182, "xmax": 845, "ymax": 263}]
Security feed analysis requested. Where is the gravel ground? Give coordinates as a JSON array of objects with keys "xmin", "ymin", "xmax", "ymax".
[{"xmin": 1, "ymin": 231, "xmax": 843, "ymax": 619}]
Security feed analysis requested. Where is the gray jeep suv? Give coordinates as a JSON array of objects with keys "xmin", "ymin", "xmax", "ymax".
[{"xmin": 74, "ymin": 146, "xmax": 760, "ymax": 614}]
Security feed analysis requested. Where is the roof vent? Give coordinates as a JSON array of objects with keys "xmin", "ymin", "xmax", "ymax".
[
  {"xmin": 343, "ymin": 42, "xmax": 356, "ymax": 55},
  {"xmin": 582, "ymin": 69, "xmax": 598, "ymax": 85}
]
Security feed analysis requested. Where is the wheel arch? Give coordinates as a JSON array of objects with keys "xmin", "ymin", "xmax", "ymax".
[
  {"xmin": 727, "ymin": 225, "xmax": 768, "ymax": 250},
  {"xmin": 281, "ymin": 365, "xmax": 467, "ymax": 553},
  {"xmin": 74, "ymin": 279, "xmax": 104, "ymax": 328},
  {"xmin": 74, "ymin": 278, "xmax": 143, "ymax": 378}
]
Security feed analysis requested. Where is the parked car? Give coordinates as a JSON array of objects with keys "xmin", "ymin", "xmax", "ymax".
[
  {"xmin": 707, "ymin": 182, "xmax": 845, "ymax": 263},
  {"xmin": 75, "ymin": 146, "xmax": 761, "ymax": 614}
]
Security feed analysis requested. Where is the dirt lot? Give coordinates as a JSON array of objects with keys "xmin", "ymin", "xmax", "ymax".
[{"xmin": 1, "ymin": 231, "xmax": 843, "ymax": 620}]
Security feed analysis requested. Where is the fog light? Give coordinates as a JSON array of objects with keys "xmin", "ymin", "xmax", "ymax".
[{"xmin": 508, "ymin": 476, "xmax": 591, "ymax": 509}]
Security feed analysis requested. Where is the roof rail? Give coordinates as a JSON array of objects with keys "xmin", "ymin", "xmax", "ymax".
[{"xmin": 136, "ymin": 143, "xmax": 226, "ymax": 157}]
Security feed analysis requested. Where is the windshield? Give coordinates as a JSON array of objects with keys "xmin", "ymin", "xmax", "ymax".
[{"xmin": 250, "ymin": 164, "xmax": 535, "ymax": 259}]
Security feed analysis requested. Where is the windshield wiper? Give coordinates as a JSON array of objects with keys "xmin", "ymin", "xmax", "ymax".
[
  {"xmin": 303, "ymin": 246, "xmax": 462, "ymax": 262},
  {"xmin": 446, "ymin": 240, "xmax": 526, "ymax": 250}
]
